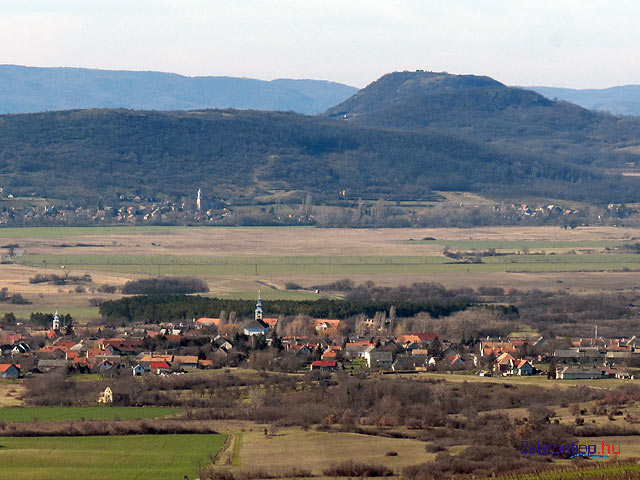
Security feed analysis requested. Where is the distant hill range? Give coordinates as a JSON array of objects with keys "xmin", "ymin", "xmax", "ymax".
[
  {"xmin": 0, "ymin": 65, "xmax": 358, "ymax": 115},
  {"xmin": 2, "ymin": 69, "xmax": 640, "ymax": 213},
  {"xmin": 526, "ymin": 85, "xmax": 640, "ymax": 117}
]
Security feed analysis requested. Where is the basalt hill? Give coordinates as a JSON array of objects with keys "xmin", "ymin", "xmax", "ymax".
[{"xmin": 1, "ymin": 70, "xmax": 640, "ymax": 210}]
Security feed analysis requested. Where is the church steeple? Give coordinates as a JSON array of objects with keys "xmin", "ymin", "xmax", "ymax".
[
  {"xmin": 255, "ymin": 291, "xmax": 263, "ymax": 322},
  {"xmin": 52, "ymin": 310, "xmax": 60, "ymax": 331}
]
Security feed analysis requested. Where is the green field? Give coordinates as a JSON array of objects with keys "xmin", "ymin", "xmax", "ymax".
[
  {"xmin": 0, "ymin": 306, "xmax": 101, "ymax": 322},
  {"xmin": 0, "ymin": 406, "xmax": 182, "ymax": 422},
  {"xmin": 0, "ymin": 434, "xmax": 225, "ymax": 480},
  {"xmin": 16, "ymin": 252, "xmax": 640, "ymax": 275}
]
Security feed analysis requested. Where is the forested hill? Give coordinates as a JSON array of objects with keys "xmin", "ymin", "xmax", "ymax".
[
  {"xmin": 326, "ymin": 70, "xmax": 579, "ymax": 129},
  {"xmin": 324, "ymin": 71, "xmax": 640, "ymax": 171},
  {"xmin": 527, "ymin": 85, "xmax": 640, "ymax": 116},
  {"xmin": 0, "ymin": 65, "xmax": 358, "ymax": 115},
  {"xmin": 0, "ymin": 108, "xmax": 638, "ymax": 206}
]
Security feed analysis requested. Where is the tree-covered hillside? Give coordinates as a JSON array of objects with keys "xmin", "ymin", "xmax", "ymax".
[
  {"xmin": 0, "ymin": 108, "xmax": 636, "ymax": 207},
  {"xmin": 326, "ymin": 70, "xmax": 640, "ymax": 170}
]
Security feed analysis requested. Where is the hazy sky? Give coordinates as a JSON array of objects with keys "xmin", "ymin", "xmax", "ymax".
[{"xmin": 1, "ymin": 0, "xmax": 639, "ymax": 88}]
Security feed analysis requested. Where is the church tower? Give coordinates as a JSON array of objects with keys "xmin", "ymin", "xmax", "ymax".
[
  {"xmin": 52, "ymin": 310, "xmax": 60, "ymax": 331},
  {"xmin": 255, "ymin": 291, "xmax": 263, "ymax": 322}
]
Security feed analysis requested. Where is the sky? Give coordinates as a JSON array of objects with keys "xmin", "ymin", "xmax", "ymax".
[{"xmin": 1, "ymin": 0, "xmax": 639, "ymax": 89}]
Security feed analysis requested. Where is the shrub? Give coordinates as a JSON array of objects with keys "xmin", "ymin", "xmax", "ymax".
[
  {"xmin": 97, "ymin": 284, "xmax": 117, "ymax": 294},
  {"xmin": 121, "ymin": 276, "xmax": 209, "ymax": 295},
  {"xmin": 323, "ymin": 461, "xmax": 393, "ymax": 477},
  {"xmin": 426, "ymin": 442, "xmax": 446, "ymax": 453},
  {"xmin": 200, "ymin": 469, "xmax": 234, "ymax": 480},
  {"xmin": 10, "ymin": 293, "xmax": 30, "ymax": 304},
  {"xmin": 200, "ymin": 467, "xmax": 312, "ymax": 480},
  {"xmin": 312, "ymin": 279, "xmax": 355, "ymax": 292}
]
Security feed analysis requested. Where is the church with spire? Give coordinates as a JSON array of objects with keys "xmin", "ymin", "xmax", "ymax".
[
  {"xmin": 243, "ymin": 291, "xmax": 270, "ymax": 336},
  {"xmin": 52, "ymin": 310, "xmax": 61, "ymax": 331}
]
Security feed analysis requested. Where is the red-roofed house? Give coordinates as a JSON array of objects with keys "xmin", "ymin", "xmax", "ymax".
[
  {"xmin": 95, "ymin": 359, "xmax": 116, "ymax": 373},
  {"xmin": 493, "ymin": 352, "xmax": 516, "ymax": 375},
  {"xmin": 411, "ymin": 348, "xmax": 430, "ymax": 356},
  {"xmin": 397, "ymin": 333, "xmax": 439, "ymax": 346},
  {"xmin": 1, "ymin": 333, "xmax": 22, "ymax": 345},
  {"xmin": 38, "ymin": 345, "xmax": 68, "ymax": 354},
  {"xmin": 199, "ymin": 359, "xmax": 213, "ymax": 369},
  {"xmin": 87, "ymin": 348, "xmax": 109, "ymax": 359},
  {"xmin": 310, "ymin": 360, "xmax": 338, "ymax": 371},
  {"xmin": 0, "ymin": 363, "xmax": 20, "ymax": 378},
  {"xmin": 511, "ymin": 359, "xmax": 534, "ymax": 376},
  {"xmin": 480, "ymin": 341, "xmax": 517, "ymax": 357},
  {"xmin": 149, "ymin": 361, "xmax": 172, "ymax": 375},
  {"xmin": 66, "ymin": 351, "xmax": 80, "ymax": 361},
  {"xmin": 196, "ymin": 317, "xmax": 221, "ymax": 328},
  {"xmin": 412, "ymin": 333, "xmax": 439, "ymax": 343},
  {"xmin": 445, "ymin": 354, "xmax": 465, "ymax": 366},
  {"xmin": 315, "ymin": 319, "xmax": 341, "ymax": 331},
  {"xmin": 320, "ymin": 345, "xmax": 340, "ymax": 358},
  {"xmin": 346, "ymin": 340, "xmax": 374, "ymax": 348},
  {"xmin": 140, "ymin": 354, "xmax": 173, "ymax": 363},
  {"xmin": 396, "ymin": 334, "xmax": 422, "ymax": 345},
  {"xmin": 262, "ymin": 318, "xmax": 278, "ymax": 328},
  {"xmin": 173, "ymin": 355, "xmax": 199, "ymax": 370}
]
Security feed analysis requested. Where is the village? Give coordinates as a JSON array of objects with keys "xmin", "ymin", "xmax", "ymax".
[
  {"xmin": 0, "ymin": 189, "xmax": 603, "ymax": 227},
  {"xmin": 1, "ymin": 293, "xmax": 639, "ymax": 388}
]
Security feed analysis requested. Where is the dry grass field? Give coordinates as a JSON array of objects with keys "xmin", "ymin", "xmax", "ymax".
[
  {"xmin": 0, "ymin": 382, "xmax": 25, "ymax": 407},
  {"xmin": 5, "ymin": 225, "xmax": 638, "ymax": 257},
  {"xmin": 419, "ymin": 373, "xmax": 640, "ymax": 390},
  {"xmin": 236, "ymin": 427, "xmax": 437, "ymax": 474},
  {"xmin": 2, "ymin": 225, "xmax": 640, "ymax": 320}
]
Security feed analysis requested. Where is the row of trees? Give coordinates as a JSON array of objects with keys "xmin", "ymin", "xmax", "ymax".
[
  {"xmin": 98, "ymin": 294, "xmax": 473, "ymax": 324},
  {"xmin": 121, "ymin": 277, "xmax": 209, "ymax": 295}
]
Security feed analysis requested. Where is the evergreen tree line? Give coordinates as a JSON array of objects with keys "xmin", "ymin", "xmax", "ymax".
[{"xmin": 98, "ymin": 294, "xmax": 473, "ymax": 324}]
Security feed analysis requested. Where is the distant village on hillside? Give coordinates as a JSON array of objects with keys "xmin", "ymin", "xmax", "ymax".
[{"xmin": 0, "ymin": 185, "xmax": 616, "ymax": 227}]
